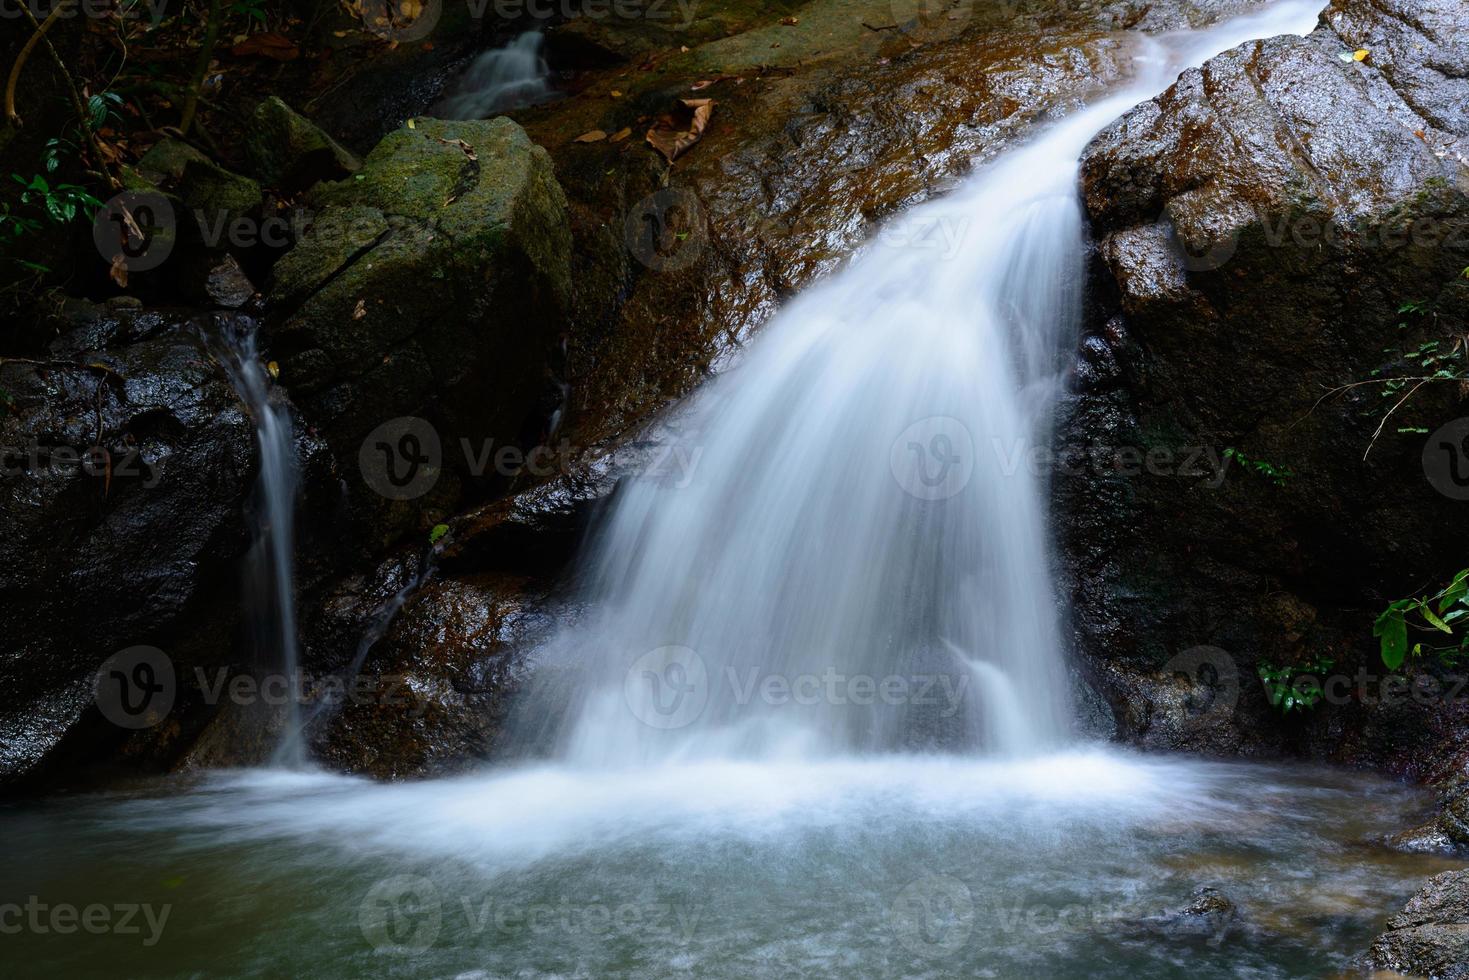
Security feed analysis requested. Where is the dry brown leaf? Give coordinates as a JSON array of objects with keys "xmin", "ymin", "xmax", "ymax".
[
  {"xmin": 610, "ymin": 127, "xmax": 633, "ymax": 143},
  {"xmin": 645, "ymin": 99, "xmax": 715, "ymax": 163},
  {"xmin": 781, "ymin": 16, "xmax": 799, "ymax": 25},
  {"xmin": 108, "ymin": 252, "xmax": 128, "ymax": 288},
  {"xmin": 574, "ymin": 130, "xmax": 609, "ymax": 143},
  {"xmin": 231, "ymin": 32, "xmax": 300, "ymax": 61},
  {"xmin": 352, "ymin": 299, "xmax": 367, "ymax": 320}
]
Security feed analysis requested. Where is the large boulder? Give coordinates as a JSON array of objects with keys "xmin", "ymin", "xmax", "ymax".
[
  {"xmin": 1063, "ymin": 0, "xmax": 1469, "ymax": 764},
  {"xmin": 1369, "ymin": 870, "xmax": 1469, "ymax": 979},
  {"xmin": 0, "ymin": 308, "xmax": 256, "ymax": 791},
  {"xmin": 267, "ymin": 116, "xmax": 574, "ymax": 545}
]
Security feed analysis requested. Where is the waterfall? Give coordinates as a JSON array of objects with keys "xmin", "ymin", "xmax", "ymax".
[
  {"xmin": 438, "ymin": 31, "xmax": 551, "ymax": 120},
  {"xmin": 514, "ymin": 0, "xmax": 1324, "ymax": 766},
  {"xmin": 211, "ymin": 317, "xmax": 305, "ymax": 766}
]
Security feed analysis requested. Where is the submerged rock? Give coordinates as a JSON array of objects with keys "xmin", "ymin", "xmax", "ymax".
[
  {"xmin": 1369, "ymin": 870, "xmax": 1469, "ymax": 979},
  {"xmin": 1131, "ymin": 886, "xmax": 1244, "ymax": 945}
]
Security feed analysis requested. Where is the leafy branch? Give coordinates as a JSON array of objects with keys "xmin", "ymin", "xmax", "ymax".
[{"xmin": 1375, "ymin": 569, "xmax": 1469, "ymax": 671}]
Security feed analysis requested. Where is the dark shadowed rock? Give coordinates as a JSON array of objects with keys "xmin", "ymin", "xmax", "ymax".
[
  {"xmin": 244, "ymin": 96, "xmax": 362, "ymax": 193},
  {"xmin": 0, "ymin": 311, "xmax": 255, "ymax": 790},
  {"xmin": 267, "ymin": 116, "xmax": 573, "ymax": 546}
]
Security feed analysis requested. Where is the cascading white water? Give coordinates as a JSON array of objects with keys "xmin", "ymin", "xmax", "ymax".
[
  {"xmin": 211, "ymin": 317, "xmax": 305, "ymax": 766},
  {"xmin": 518, "ymin": 0, "xmax": 1325, "ymax": 766},
  {"xmin": 438, "ymin": 31, "xmax": 551, "ymax": 120}
]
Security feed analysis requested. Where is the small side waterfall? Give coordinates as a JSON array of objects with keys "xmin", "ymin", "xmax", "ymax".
[
  {"xmin": 514, "ymin": 0, "xmax": 1325, "ymax": 766},
  {"xmin": 211, "ymin": 317, "xmax": 305, "ymax": 766},
  {"xmin": 438, "ymin": 31, "xmax": 551, "ymax": 120}
]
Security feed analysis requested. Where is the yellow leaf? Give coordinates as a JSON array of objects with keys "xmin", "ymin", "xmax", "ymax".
[
  {"xmin": 1353, "ymin": 48, "xmax": 1369, "ymax": 61},
  {"xmin": 574, "ymin": 130, "xmax": 608, "ymax": 143},
  {"xmin": 407, "ymin": 118, "xmax": 417, "ymax": 129},
  {"xmin": 610, "ymin": 90, "xmax": 623, "ymax": 98},
  {"xmin": 266, "ymin": 361, "xmax": 280, "ymax": 379}
]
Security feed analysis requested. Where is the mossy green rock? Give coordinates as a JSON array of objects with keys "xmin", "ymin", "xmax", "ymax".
[
  {"xmin": 244, "ymin": 96, "xmax": 360, "ymax": 192},
  {"xmin": 136, "ymin": 138, "xmax": 211, "ymax": 185},
  {"xmin": 268, "ymin": 116, "xmax": 572, "ymax": 543},
  {"xmin": 176, "ymin": 157, "xmax": 264, "ymax": 236}
]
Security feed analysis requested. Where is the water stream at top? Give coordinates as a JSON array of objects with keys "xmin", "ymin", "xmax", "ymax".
[{"xmin": 438, "ymin": 30, "xmax": 553, "ymax": 120}]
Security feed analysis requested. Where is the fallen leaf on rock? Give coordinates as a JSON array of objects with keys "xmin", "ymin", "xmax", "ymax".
[
  {"xmin": 266, "ymin": 361, "xmax": 280, "ymax": 379},
  {"xmin": 231, "ymin": 32, "xmax": 299, "ymax": 61},
  {"xmin": 610, "ymin": 127, "xmax": 633, "ymax": 142},
  {"xmin": 645, "ymin": 98, "xmax": 714, "ymax": 163},
  {"xmin": 575, "ymin": 130, "xmax": 608, "ymax": 143},
  {"xmin": 611, "ymin": 90, "xmax": 623, "ymax": 97},
  {"xmin": 781, "ymin": 16, "xmax": 798, "ymax": 25},
  {"xmin": 1354, "ymin": 48, "xmax": 1370, "ymax": 61},
  {"xmin": 352, "ymin": 299, "xmax": 367, "ymax": 319}
]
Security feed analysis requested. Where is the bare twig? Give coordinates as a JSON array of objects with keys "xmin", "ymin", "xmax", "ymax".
[
  {"xmin": 4, "ymin": 0, "xmax": 67, "ymax": 127},
  {"xmin": 179, "ymin": 0, "xmax": 224, "ymax": 136}
]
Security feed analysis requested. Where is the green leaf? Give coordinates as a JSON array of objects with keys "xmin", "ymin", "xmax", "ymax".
[
  {"xmin": 428, "ymin": 523, "xmax": 450, "ymax": 545},
  {"xmin": 1375, "ymin": 607, "xmax": 1408, "ymax": 670},
  {"xmin": 1422, "ymin": 605, "xmax": 1455, "ymax": 634},
  {"xmin": 1437, "ymin": 570, "xmax": 1469, "ymax": 614}
]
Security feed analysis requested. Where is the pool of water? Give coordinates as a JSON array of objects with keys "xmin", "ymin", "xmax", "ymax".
[{"xmin": 0, "ymin": 750, "xmax": 1459, "ymax": 978}]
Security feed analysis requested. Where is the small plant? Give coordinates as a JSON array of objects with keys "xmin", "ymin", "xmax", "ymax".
[
  {"xmin": 1375, "ymin": 569, "xmax": 1469, "ymax": 671},
  {"xmin": 1223, "ymin": 447, "xmax": 1294, "ymax": 487},
  {"xmin": 1258, "ymin": 656, "xmax": 1335, "ymax": 713},
  {"xmin": 10, "ymin": 173, "xmax": 104, "ymax": 225}
]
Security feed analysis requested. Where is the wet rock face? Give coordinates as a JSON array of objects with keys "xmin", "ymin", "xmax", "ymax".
[
  {"xmin": 1369, "ymin": 869, "xmax": 1469, "ymax": 979},
  {"xmin": 267, "ymin": 116, "xmax": 573, "ymax": 544},
  {"xmin": 308, "ymin": 571, "xmax": 551, "ymax": 779},
  {"xmin": 0, "ymin": 310, "xmax": 255, "ymax": 790},
  {"xmin": 1065, "ymin": 0, "xmax": 1469, "ymax": 765}
]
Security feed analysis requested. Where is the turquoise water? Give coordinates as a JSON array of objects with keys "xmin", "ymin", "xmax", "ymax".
[{"xmin": 1, "ymin": 751, "xmax": 1459, "ymax": 978}]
